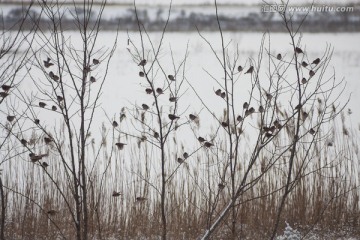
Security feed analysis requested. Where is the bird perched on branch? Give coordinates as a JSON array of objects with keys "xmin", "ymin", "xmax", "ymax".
[
  {"xmin": 136, "ymin": 197, "xmax": 147, "ymax": 202},
  {"xmin": 276, "ymin": 54, "xmax": 282, "ymax": 60},
  {"xmin": 112, "ymin": 121, "xmax": 118, "ymax": 127},
  {"xmin": 244, "ymin": 66, "xmax": 254, "ymax": 74},
  {"xmin": 177, "ymin": 157, "xmax": 184, "ymax": 164},
  {"xmin": 189, "ymin": 114, "xmax": 197, "ymax": 121},
  {"xmin": 138, "ymin": 59, "xmax": 147, "ymax": 66},
  {"xmin": 20, "ymin": 139, "xmax": 27, "ymax": 146},
  {"xmin": 168, "ymin": 114, "xmax": 180, "ymax": 121},
  {"xmin": 204, "ymin": 142, "xmax": 214, "ymax": 148},
  {"xmin": 44, "ymin": 137, "xmax": 53, "ymax": 144},
  {"xmin": 156, "ymin": 88, "xmax": 163, "ymax": 95},
  {"xmin": 115, "ymin": 142, "xmax": 126, "ymax": 150},
  {"xmin": 0, "ymin": 92, "xmax": 9, "ymax": 98},
  {"xmin": 142, "ymin": 104, "xmax": 149, "ymax": 111},
  {"xmin": 145, "ymin": 88, "xmax": 153, "ymax": 94},
  {"xmin": 1, "ymin": 84, "xmax": 12, "ymax": 92},
  {"xmin": 47, "ymin": 210, "xmax": 57, "ymax": 216},
  {"xmin": 7, "ymin": 115, "xmax": 15, "ymax": 122},
  {"xmin": 312, "ymin": 58, "xmax": 320, "ymax": 65},
  {"xmin": 168, "ymin": 75, "xmax": 175, "ymax": 81},
  {"xmin": 301, "ymin": 61, "xmax": 308, "ymax": 67},
  {"xmin": 43, "ymin": 57, "xmax": 54, "ymax": 68},
  {"xmin": 243, "ymin": 102, "xmax": 249, "ymax": 109},
  {"xmin": 39, "ymin": 102, "xmax": 46, "ymax": 108},
  {"xmin": 112, "ymin": 191, "xmax": 121, "ymax": 197},
  {"xmin": 92, "ymin": 58, "xmax": 100, "ymax": 65},
  {"xmin": 237, "ymin": 66, "xmax": 243, "ymax": 72},
  {"xmin": 198, "ymin": 137, "xmax": 206, "ymax": 143},
  {"xmin": 29, "ymin": 153, "xmax": 48, "ymax": 162},
  {"xmin": 295, "ymin": 47, "xmax": 303, "ymax": 54}
]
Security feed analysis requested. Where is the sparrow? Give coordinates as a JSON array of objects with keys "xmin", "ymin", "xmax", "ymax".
[
  {"xmin": 301, "ymin": 78, "xmax": 307, "ymax": 84},
  {"xmin": 39, "ymin": 102, "xmax": 46, "ymax": 108},
  {"xmin": 92, "ymin": 58, "xmax": 100, "ymax": 65},
  {"xmin": 43, "ymin": 57, "xmax": 54, "ymax": 68},
  {"xmin": 244, "ymin": 66, "xmax": 254, "ymax": 74},
  {"xmin": 177, "ymin": 157, "xmax": 184, "ymax": 164},
  {"xmin": 34, "ymin": 119, "xmax": 40, "ymax": 125},
  {"xmin": 169, "ymin": 97, "xmax": 177, "ymax": 102},
  {"xmin": 309, "ymin": 70, "xmax": 315, "ymax": 77},
  {"xmin": 309, "ymin": 128, "xmax": 315, "ymax": 135},
  {"xmin": 295, "ymin": 47, "xmax": 303, "ymax": 54},
  {"xmin": 140, "ymin": 136, "xmax": 147, "ymax": 142},
  {"xmin": 204, "ymin": 142, "xmax": 213, "ymax": 148},
  {"xmin": 243, "ymin": 102, "xmax": 249, "ymax": 109},
  {"xmin": 138, "ymin": 59, "xmax": 147, "ymax": 66},
  {"xmin": 156, "ymin": 88, "xmax": 163, "ymax": 94},
  {"xmin": 168, "ymin": 114, "xmax": 180, "ymax": 121},
  {"xmin": 90, "ymin": 76, "xmax": 96, "ymax": 83},
  {"xmin": 136, "ymin": 197, "xmax": 147, "ymax": 202},
  {"xmin": 189, "ymin": 114, "xmax": 197, "ymax": 120},
  {"xmin": 265, "ymin": 132, "xmax": 274, "ymax": 138},
  {"xmin": 301, "ymin": 61, "xmax": 308, "ymax": 67},
  {"xmin": 0, "ymin": 92, "xmax": 9, "ymax": 98},
  {"xmin": 168, "ymin": 75, "xmax": 175, "ymax": 81},
  {"xmin": 47, "ymin": 210, "xmax": 57, "ymax": 215},
  {"xmin": 198, "ymin": 137, "xmax": 206, "ymax": 143},
  {"xmin": 245, "ymin": 110, "xmax": 250, "ymax": 116},
  {"xmin": 44, "ymin": 137, "xmax": 53, "ymax": 144},
  {"xmin": 57, "ymin": 95, "xmax": 64, "ymax": 102},
  {"xmin": 83, "ymin": 66, "xmax": 91, "ymax": 73},
  {"xmin": 29, "ymin": 153, "xmax": 48, "ymax": 162},
  {"xmin": 237, "ymin": 66, "xmax": 243, "ymax": 72},
  {"xmin": 112, "ymin": 191, "xmax": 121, "ymax": 197},
  {"xmin": 215, "ymin": 89, "xmax": 221, "ymax": 96},
  {"xmin": 139, "ymin": 71, "xmax": 145, "ymax": 77},
  {"xmin": 302, "ymin": 111, "xmax": 308, "ymax": 120},
  {"xmin": 249, "ymin": 107, "xmax": 255, "ymax": 114},
  {"xmin": 145, "ymin": 88, "xmax": 153, "ymax": 94},
  {"xmin": 42, "ymin": 162, "xmax": 49, "ymax": 168},
  {"xmin": 153, "ymin": 131, "xmax": 159, "ymax": 138},
  {"xmin": 183, "ymin": 152, "xmax": 189, "ymax": 159},
  {"xmin": 49, "ymin": 71, "xmax": 59, "ymax": 81},
  {"xmin": 312, "ymin": 58, "xmax": 320, "ymax": 65},
  {"xmin": 112, "ymin": 121, "xmax": 118, "ymax": 127},
  {"xmin": 265, "ymin": 92, "xmax": 273, "ymax": 100},
  {"xmin": 52, "ymin": 106, "xmax": 57, "ymax": 111},
  {"xmin": 276, "ymin": 53, "xmax": 282, "ymax": 60},
  {"xmin": 115, "ymin": 142, "xmax": 126, "ymax": 150},
  {"xmin": 1, "ymin": 84, "xmax": 12, "ymax": 92},
  {"xmin": 220, "ymin": 92, "xmax": 226, "ymax": 98},
  {"xmin": 218, "ymin": 183, "xmax": 225, "ymax": 190},
  {"xmin": 142, "ymin": 104, "xmax": 149, "ymax": 111},
  {"xmin": 20, "ymin": 139, "xmax": 27, "ymax": 146},
  {"xmin": 236, "ymin": 115, "xmax": 243, "ymax": 122},
  {"xmin": 295, "ymin": 104, "xmax": 302, "ymax": 110},
  {"xmin": 258, "ymin": 105, "xmax": 264, "ymax": 113},
  {"xmin": 273, "ymin": 120, "xmax": 282, "ymax": 129},
  {"xmin": 7, "ymin": 115, "xmax": 15, "ymax": 122},
  {"xmin": 221, "ymin": 122, "xmax": 229, "ymax": 128}
]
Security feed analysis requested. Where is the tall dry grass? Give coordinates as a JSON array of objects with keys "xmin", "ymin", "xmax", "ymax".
[{"xmin": 1, "ymin": 109, "xmax": 359, "ymax": 239}]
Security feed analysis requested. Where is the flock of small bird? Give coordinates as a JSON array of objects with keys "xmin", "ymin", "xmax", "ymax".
[{"xmin": 1, "ymin": 48, "xmax": 322, "ymax": 207}]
